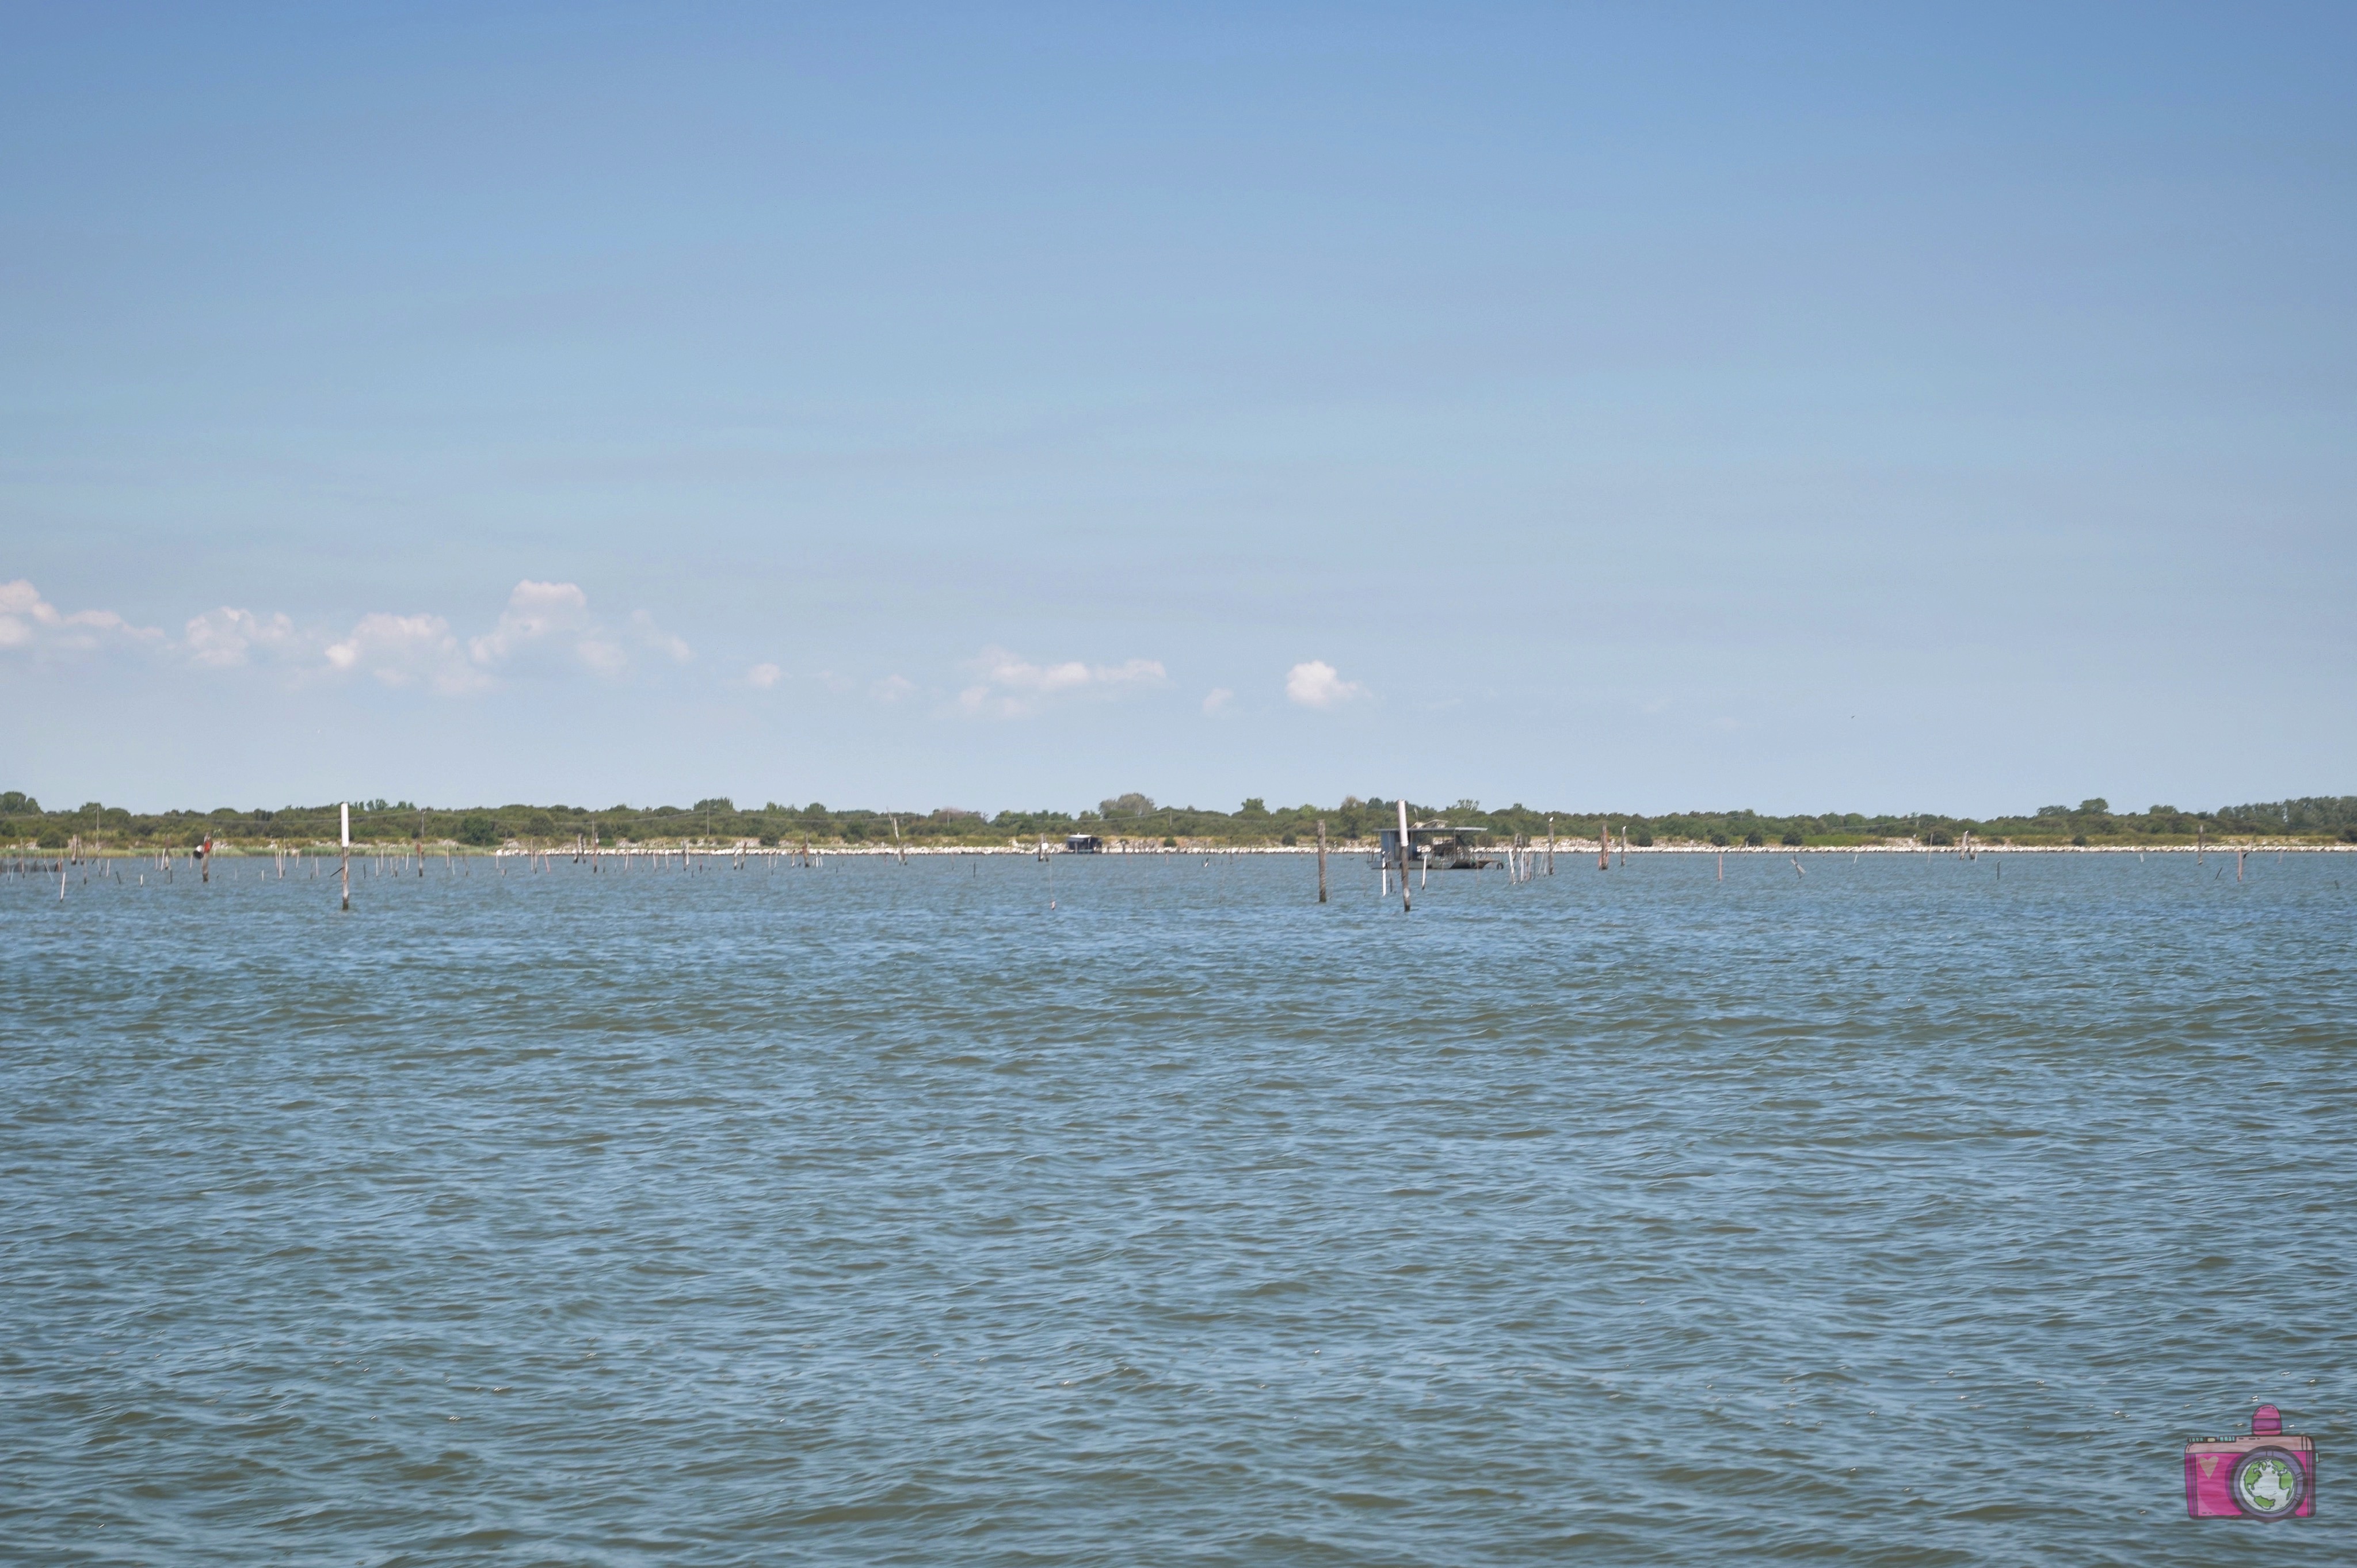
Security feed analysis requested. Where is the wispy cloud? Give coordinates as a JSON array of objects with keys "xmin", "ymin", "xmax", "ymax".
[
  {"xmin": 182, "ymin": 606, "xmax": 302, "ymax": 668},
  {"xmin": 468, "ymin": 579, "xmax": 595, "ymax": 666},
  {"xmin": 747, "ymin": 665, "xmax": 910, "ymax": 702},
  {"xmin": 1285, "ymin": 660, "xmax": 1367, "ymax": 709},
  {"xmin": 956, "ymin": 646, "xmax": 1168, "ymax": 718},
  {"xmin": 198, "ymin": 579, "xmax": 689, "ymax": 693},
  {"xmin": 630, "ymin": 608, "xmax": 692, "ymax": 665},
  {"xmin": 0, "ymin": 579, "xmax": 164, "ymax": 656},
  {"xmin": 466, "ymin": 580, "xmax": 686, "ymax": 678},
  {"xmin": 326, "ymin": 612, "xmax": 487, "ymax": 695},
  {"xmin": 7, "ymin": 574, "xmax": 697, "ymax": 697},
  {"xmin": 1202, "ymin": 686, "xmax": 1235, "ymax": 717}
]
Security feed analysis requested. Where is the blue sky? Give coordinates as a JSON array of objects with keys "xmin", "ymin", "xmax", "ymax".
[{"xmin": 3, "ymin": 3, "xmax": 2351, "ymax": 815}]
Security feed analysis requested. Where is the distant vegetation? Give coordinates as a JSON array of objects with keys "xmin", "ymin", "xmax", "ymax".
[{"xmin": 4, "ymin": 789, "xmax": 2353, "ymax": 851}]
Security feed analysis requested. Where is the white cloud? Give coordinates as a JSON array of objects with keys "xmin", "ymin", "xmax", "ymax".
[
  {"xmin": 0, "ymin": 579, "xmax": 164, "ymax": 655},
  {"xmin": 10, "ymin": 575, "xmax": 699, "ymax": 696},
  {"xmin": 325, "ymin": 612, "xmax": 486, "ymax": 694},
  {"xmin": 873, "ymin": 674, "xmax": 916, "ymax": 703},
  {"xmin": 467, "ymin": 579, "xmax": 608, "ymax": 672},
  {"xmin": 183, "ymin": 606, "xmax": 303, "ymax": 668},
  {"xmin": 1202, "ymin": 686, "xmax": 1235, "ymax": 716},
  {"xmin": 1285, "ymin": 660, "xmax": 1367, "ymax": 709},
  {"xmin": 456, "ymin": 580, "xmax": 689, "ymax": 680},
  {"xmin": 956, "ymin": 646, "xmax": 1168, "ymax": 718},
  {"xmin": 746, "ymin": 662, "xmax": 783, "ymax": 688}
]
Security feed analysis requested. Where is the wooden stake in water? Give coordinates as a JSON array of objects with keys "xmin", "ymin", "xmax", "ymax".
[
  {"xmin": 1546, "ymin": 815, "xmax": 1555, "ymax": 876},
  {"xmin": 1316, "ymin": 818, "xmax": 1328, "ymax": 904},
  {"xmin": 340, "ymin": 802, "xmax": 351, "ymax": 911},
  {"xmin": 416, "ymin": 808, "xmax": 425, "ymax": 877},
  {"xmin": 201, "ymin": 834, "xmax": 211, "ymax": 883},
  {"xmin": 1598, "ymin": 822, "xmax": 1608, "ymax": 871},
  {"xmin": 1397, "ymin": 799, "xmax": 1412, "ymax": 913}
]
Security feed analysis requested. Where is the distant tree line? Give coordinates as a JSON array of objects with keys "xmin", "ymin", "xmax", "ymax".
[{"xmin": 4, "ymin": 788, "xmax": 2352, "ymax": 851}]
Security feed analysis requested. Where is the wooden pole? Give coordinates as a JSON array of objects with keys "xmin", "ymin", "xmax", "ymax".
[
  {"xmin": 201, "ymin": 834, "xmax": 210, "ymax": 883},
  {"xmin": 416, "ymin": 809, "xmax": 424, "ymax": 876},
  {"xmin": 1397, "ymin": 799, "xmax": 1412, "ymax": 912},
  {"xmin": 1597, "ymin": 822, "xmax": 1608, "ymax": 871},
  {"xmin": 1316, "ymin": 818, "xmax": 1328, "ymax": 903},
  {"xmin": 340, "ymin": 803, "xmax": 350, "ymax": 911},
  {"xmin": 1546, "ymin": 815, "xmax": 1554, "ymax": 876}
]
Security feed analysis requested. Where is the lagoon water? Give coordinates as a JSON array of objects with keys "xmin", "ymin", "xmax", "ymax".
[{"xmin": 4, "ymin": 848, "xmax": 2354, "ymax": 1565}]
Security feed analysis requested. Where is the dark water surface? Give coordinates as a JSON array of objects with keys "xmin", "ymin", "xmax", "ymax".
[{"xmin": 5, "ymin": 849, "xmax": 2354, "ymax": 1565}]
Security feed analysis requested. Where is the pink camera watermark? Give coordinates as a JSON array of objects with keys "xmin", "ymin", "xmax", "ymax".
[{"xmin": 2186, "ymin": 1404, "xmax": 2314, "ymax": 1520}]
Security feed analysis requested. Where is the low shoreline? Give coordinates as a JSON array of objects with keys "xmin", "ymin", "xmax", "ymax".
[{"xmin": 18, "ymin": 840, "xmax": 2354, "ymax": 859}]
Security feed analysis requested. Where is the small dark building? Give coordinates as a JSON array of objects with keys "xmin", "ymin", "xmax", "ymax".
[
  {"xmin": 1065, "ymin": 834, "xmax": 1103, "ymax": 854},
  {"xmin": 1379, "ymin": 822, "xmax": 1493, "ymax": 871}
]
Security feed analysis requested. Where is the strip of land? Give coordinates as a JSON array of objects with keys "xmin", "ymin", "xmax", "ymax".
[{"xmin": 5, "ymin": 791, "xmax": 2350, "ymax": 854}]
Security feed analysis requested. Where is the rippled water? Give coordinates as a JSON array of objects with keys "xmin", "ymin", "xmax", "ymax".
[{"xmin": 5, "ymin": 848, "xmax": 2354, "ymax": 1564}]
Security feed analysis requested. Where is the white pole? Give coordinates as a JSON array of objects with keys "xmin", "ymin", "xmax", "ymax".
[{"xmin": 340, "ymin": 802, "xmax": 350, "ymax": 911}]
